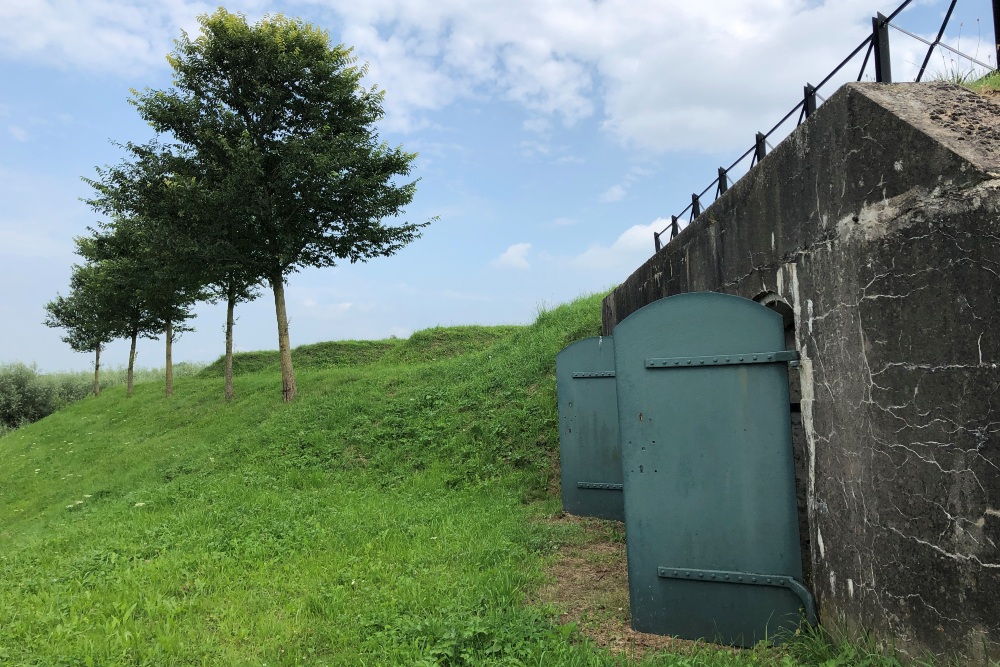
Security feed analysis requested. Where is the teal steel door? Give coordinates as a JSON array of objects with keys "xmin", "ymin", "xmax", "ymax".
[
  {"xmin": 556, "ymin": 337, "xmax": 624, "ymax": 521},
  {"xmin": 614, "ymin": 292, "xmax": 814, "ymax": 646}
]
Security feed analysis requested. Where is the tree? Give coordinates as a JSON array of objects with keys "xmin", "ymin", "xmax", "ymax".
[
  {"xmin": 76, "ymin": 220, "xmax": 200, "ymax": 398},
  {"xmin": 43, "ymin": 264, "xmax": 116, "ymax": 396},
  {"xmin": 131, "ymin": 9, "xmax": 429, "ymax": 401},
  {"xmin": 85, "ymin": 144, "xmax": 209, "ymax": 397}
]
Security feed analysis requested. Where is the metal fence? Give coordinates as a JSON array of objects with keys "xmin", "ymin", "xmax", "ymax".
[{"xmin": 653, "ymin": 0, "xmax": 1000, "ymax": 252}]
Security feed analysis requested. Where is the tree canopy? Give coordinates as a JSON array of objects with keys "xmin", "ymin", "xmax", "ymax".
[
  {"xmin": 43, "ymin": 264, "xmax": 116, "ymax": 396},
  {"xmin": 130, "ymin": 9, "xmax": 429, "ymax": 401}
]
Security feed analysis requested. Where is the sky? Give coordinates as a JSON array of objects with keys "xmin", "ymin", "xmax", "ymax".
[{"xmin": 1, "ymin": 0, "xmax": 995, "ymax": 372}]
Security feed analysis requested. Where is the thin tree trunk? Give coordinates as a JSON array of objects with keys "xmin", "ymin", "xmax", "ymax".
[
  {"xmin": 271, "ymin": 274, "xmax": 297, "ymax": 402},
  {"xmin": 127, "ymin": 326, "xmax": 138, "ymax": 398},
  {"xmin": 93, "ymin": 346, "xmax": 101, "ymax": 397},
  {"xmin": 225, "ymin": 290, "xmax": 236, "ymax": 402},
  {"xmin": 165, "ymin": 318, "xmax": 173, "ymax": 397}
]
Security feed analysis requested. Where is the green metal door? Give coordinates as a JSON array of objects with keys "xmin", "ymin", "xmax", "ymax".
[
  {"xmin": 614, "ymin": 292, "xmax": 814, "ymax": 646},
  {"xmin": 556, "ymin": 337, "xmax": 624, "ymax": 521}
]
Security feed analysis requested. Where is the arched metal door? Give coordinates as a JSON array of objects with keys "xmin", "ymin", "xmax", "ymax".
[
  {"xmin": 556, "ymin": 336, "xmax": 624, "ymax": 521},
  {"xmin": 613, "ymin": 292, "xmax": 814, "ymax": 646}
]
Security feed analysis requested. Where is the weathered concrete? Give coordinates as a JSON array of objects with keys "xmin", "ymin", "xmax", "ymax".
[{"xmin": 603, "ymin": 82, "xmax": 1000, "ymax": 663}]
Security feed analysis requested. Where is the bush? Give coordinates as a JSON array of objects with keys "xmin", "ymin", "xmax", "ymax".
[
  {"xmin": 0, "ymin": 363, "xmax": 71, "ymax": 430},
  {"xmin": 0, "ymin": 361, "xmax": 205, "ymax": 433}
]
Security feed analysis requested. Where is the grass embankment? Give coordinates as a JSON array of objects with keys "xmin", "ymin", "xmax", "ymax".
[
  {"xmin": 1, "ymin": 294, "xmax": 922, "ymax": 666},
  {"xmin": 0, "ymin": 363, "xmax": 206, "ymax": 437}
]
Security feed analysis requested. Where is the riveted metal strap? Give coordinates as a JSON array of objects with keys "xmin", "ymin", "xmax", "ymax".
[
  {"xmin": 657, "ymin": 566, "xmax": 817, "ymax": 625},
  {"xmin": 577, "ymin": 482, "xmax": 624, "ymax": 491},
  {"xmin": 645, "ymin": 351, "xmax": 799, "ymax": 369},
  {"xmin": 572, "ymin": 371, "xmax": 616, "ymax": 378}
]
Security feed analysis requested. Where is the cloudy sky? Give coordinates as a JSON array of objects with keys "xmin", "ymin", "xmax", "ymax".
[{"xmin": 1, "ymin": 0, "xmax": 994, "ymax": 371}]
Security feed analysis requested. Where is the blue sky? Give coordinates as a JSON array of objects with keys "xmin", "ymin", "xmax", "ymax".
[{"xmin": 1, "ymin": 0, "xmax": 994, "ymax": 371}]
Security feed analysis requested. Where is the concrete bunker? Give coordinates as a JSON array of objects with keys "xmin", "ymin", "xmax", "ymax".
[{"xmin": 601, "ymin": 82, "xmax": 1000, "ymax": 664}]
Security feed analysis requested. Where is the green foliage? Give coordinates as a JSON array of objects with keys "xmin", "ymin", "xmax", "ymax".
[
  {"xmin": 776, "ymin": 623, "xmax": 961, "ymax": 667},
  {"xmin": 0, "ymin": 363, "xmax": 82, "ymax": 431},
  {"xmin": 128, "ymin": 8, "xmax": 432, "ymax": 400},
  {"xmin": 0, "ymin": 362, "xmax": 205, "ymax": 432},
  {"xmin": 0, "ymin": 291, "xmax": 950, "ymax": 665},
  {"xmin": 43, "ymin": 264, "xmax": 116, "ymax": 359}
]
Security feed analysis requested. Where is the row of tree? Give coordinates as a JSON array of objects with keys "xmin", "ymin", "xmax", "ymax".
[{"xmin": 44, "ymin": 9, "xmax": 429, "ymax": 402}]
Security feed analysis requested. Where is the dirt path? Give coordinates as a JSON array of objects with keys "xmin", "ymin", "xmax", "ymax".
[{"xmin": 531, "ymin": 513, "xmax": 723, "ymax": 660}]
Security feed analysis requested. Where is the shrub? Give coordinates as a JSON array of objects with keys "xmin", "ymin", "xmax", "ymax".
[
  {"xmin": 0, "ymin": 361, "xmax": 205, "ymax": 433},
  {"xmin": 0, "ymin": 363, "xmax": 66, "ymax": 430}
]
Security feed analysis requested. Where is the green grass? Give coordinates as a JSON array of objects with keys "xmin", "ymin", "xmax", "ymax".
[
  {"xmin": 198, "ymin": 325, "xmax": 523, "ymax": 378},
  {"xmin": 0, "ymin": 362, "xmax": 205, "ymax": 436},
  {"xmin": 965, "ymin": 70, "xmax": 1000, "ymax": 95},
  {"xmin": 0, "ymin": 293, "xmax": 942, "ymax": 666}
]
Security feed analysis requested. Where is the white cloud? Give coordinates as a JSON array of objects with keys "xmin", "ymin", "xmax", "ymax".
[
  {"xmin": 569, "ymin": 220, "xmax": 664, "ymax": 270},
  {"xmin": 8, "ymin": 125, "xmax": 28, "ymax": 142},
  {"xmin": 598, "ymin": 163, "xmax": 656, "ymax": 203},
  {"xmin": 0, "ymin": 0, "xmax": 925, "ymax": 152},
  {"xmin": 491, "ymin": 242, "xmax": 532, "ymax": 270},
  {"xmin": 599, "ymin": 184, "xmax": 626, "ymax": 203},
  {"xmin": 0, "ymin": 0, "xmax": 217, "ymax": 76},
  {"xmin": 551, "ymin": 217, "xmax": 576, "ymax": 227},
  {"xmin": 308, "ymin": 0, "xmax": 878, "ymax": 150}
]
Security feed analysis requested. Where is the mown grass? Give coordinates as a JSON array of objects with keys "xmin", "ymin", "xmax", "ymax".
[
  {"xmin": 0, "ymin": 362, "xmax": 205, "ymax": 436},
  {"xmin": 0, "ymin": 294, "xmax": 946, "ymax": 666}
]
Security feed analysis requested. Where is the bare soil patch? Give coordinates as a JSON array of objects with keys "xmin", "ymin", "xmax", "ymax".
[{"xmin": 531, "ymin": 512, "xmax": 720, "ymax": 660}]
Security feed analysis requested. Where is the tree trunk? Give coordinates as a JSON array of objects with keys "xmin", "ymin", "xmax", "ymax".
[
  {"xmin": 165, "ymin": 318, "xmax": 173, "ymax": 397},
  {"xmin": 127, "ymin": 326, "xmax": 138, "ymax": 398},
  {"xmin": 271, "ymin": 274, "xmax": 297, "ymax": 402},
  {"xmin": 225, "ymin": 289, "xmax": 236, "ymax": 402},
  {"xmin": 93, "ymin": 346, "xmax": 101, "ymax": 397}
]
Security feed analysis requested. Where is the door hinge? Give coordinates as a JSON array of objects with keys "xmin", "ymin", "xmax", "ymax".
[
  {"xmin": 645, "ymin": 351, "xmax": 799, "ymax": 369},
  {"xmin": 657, "ymin": 566, "xmax": 816, "ymax": 624}
]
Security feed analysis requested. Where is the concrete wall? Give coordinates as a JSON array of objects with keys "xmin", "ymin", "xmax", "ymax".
[{"xmin": 602, "ymin": 82, "xmax": 1000, "ymax": 663}]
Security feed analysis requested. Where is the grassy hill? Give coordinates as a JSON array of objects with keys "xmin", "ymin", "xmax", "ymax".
[
  {"xmin": 0, "ymin": 295, "xmax": 602, "ymax": 666},
  {"xmin": 1, "ymin": 293, "xmax": 912, "ymax": 666}
]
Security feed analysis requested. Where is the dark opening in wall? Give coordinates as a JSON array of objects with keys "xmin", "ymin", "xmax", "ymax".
[{"xmin": 755, "ymin": 291, "xmax": 812, "ymax": 593}]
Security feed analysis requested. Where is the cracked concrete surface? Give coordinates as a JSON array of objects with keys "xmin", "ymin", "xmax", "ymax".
[{"xmin": 602, "ymin": 83, "xmax": 1000, "ymax": 664}]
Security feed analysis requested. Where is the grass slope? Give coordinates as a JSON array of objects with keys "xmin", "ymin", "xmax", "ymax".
[
  {"xmin": 0, "ymin": 294, "xmax": 925, "ymax": 666},
  {"xmin": 198, "ymin": 325, "xmax": 524, "ymax": 378}
]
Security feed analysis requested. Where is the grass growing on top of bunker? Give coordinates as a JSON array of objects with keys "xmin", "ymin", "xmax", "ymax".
[
  {"xmin": 968, "ymin": 70, "xmax": 1000, "ymax": 96},
  {"xmin": 0, "ymin": 292, "xmax": 959, "ymax": 666}
]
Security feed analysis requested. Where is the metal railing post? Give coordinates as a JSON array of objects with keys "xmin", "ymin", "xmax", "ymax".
[
  {"xmin": 994, "ymin": 0, "xmax": 1000, "ymax": 71},
  {"xmin": 691, "ymin": 194, "xmax": 701, "ymax": 220},
  {"xmin": 670, "ymin": 215, "xmax": 680, "ymax": 239},
  {"xmin": 755, "ymin": 132, "xmax": 767, "ymax": 164},
  {"xmin": 873, "ymin": 13, "xmax": 892, "ymax": 82},
  {"xmin": 804, "ymin": 84, "xmax": 817, "ymax": 117},
  {"xmin": 916, "ymin": 0, "xmax": 959, "ymax": 81},
  {"xmin": 718, "ymin": 167, "xmax": 729, "ymax": 195},
  {"xmin": 654, "ymin": 231, "xmax": 661, "ymax": 252}
]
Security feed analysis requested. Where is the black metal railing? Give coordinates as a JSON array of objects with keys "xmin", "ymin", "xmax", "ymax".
[{"xmin": 653, "ymin": 0, "xmax": 999, "ymax": 252}]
